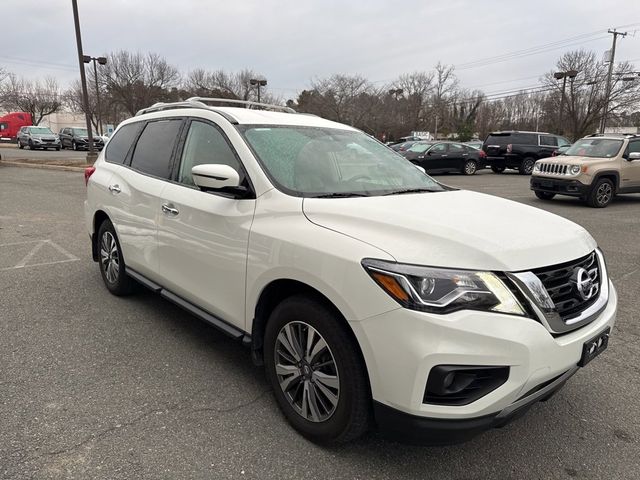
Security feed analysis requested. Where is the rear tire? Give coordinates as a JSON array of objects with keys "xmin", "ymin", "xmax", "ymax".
[
  {"xmin": 491, "ymin": 166, "xmax": 505, "ymax": 174},
  {"xmin": 586, "ymin": 178, "xmax": 614, "ymax": 208},
  {"xmin": 97, "ymin": 219, "xmax": 136, "ymax": 296},
  {"xmin": 535, "ymin": 191, "xmax": 555, "ymax": 200},
  {"xmin": 264, "ymin": 295, "xmax": 371, "ymax": 444},
  {"xmin": 462, "ymin": 160, "xmax": 477, "ymax": 175},
  {"xmin": 519, "ymin": 157, "xmax": 535, "ymax": 175}
]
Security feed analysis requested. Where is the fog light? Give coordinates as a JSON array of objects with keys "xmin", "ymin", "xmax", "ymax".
[{"xmin": 424, "ymin": 365, "xmax": 509, "ymax": 406}]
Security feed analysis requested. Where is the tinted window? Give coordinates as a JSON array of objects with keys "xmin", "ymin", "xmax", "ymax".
[
  {"xmin": 627, "ymin": 141, "xmax": 640, "ymax": 155},
  {"xmin": 485, "ymin": 134, "xmax": 510, "ymax": 146},
  {"xmin": 178, "ymin": 121, "xmax": 244, "ymax": 186},
  {"xmin": 449, "ymin": 143, "xmax": 465, "ymax": 152},
  {"xmin": 510, "ymin": 133, "xmax": 537, "ymax": 145},
  {"xmin": 130, "ymin": 120, "xmax": 182, "ymax": 178},
  {"xmin": 105, "ymin": 122, "xmax": 144, "ymax": 164},
  {"xmin": 540, "ymin": 135, "xmax": 557, "ymax": 146},
  {"xmin": 429, "ymin": 143, "xmax": 447, "ymax": 153}
]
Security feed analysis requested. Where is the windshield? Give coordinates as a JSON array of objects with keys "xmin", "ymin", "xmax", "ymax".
[
  {"xmin": 565, "ymin": 139, "xmax": 623, "ymax": 158},
  {"xmin": 72, "ymin": 128, "xmax": 88, "ymax": 135},
  {"xmin": 407, "ymin": 142, "xmax": 434, "ymax": 153},
  {"xmin": 240, "ymin": 126, "xmax": 445, "ymax": 197},
  {"xmin": 29, "ymin": 127, "xmax": 53, "ymax": 134}
]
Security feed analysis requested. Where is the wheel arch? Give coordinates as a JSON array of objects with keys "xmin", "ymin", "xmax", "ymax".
[
  {"xmin": 91, "ymin": 209, "xmax": 111, "ymax": 261},
  {"xmin": 250, "ymin": 278, "xmax": 369, "ymax": 384},
  {"xmin": 592, "ymin": 170, "xmax": 620, "ymax": 192}
]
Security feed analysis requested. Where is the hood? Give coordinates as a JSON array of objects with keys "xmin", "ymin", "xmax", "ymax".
[
  {"xmin": 541, "ymin": 155, "xmax": 602, "ymax": 164},
  {"xmin": 303, "ymin": 190, "xmax": 596, "ymax": 272},
  {"xmin": 32, "ymin": 134, "xmax": 57, "ymax": 140}
]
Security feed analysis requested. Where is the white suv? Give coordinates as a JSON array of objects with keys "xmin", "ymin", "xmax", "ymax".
[{"xmin": 85, "ymin": 98, "xmax": 617, "ymax": 445}]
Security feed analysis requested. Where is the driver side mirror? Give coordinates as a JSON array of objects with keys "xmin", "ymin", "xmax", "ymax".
[
  {"xmin": 628, "ymin": 152, "xmax": 640, "ymax": 161},
  {"xmin": 192, "ymin": 164, "xmax": 240, "ymax": 191}
]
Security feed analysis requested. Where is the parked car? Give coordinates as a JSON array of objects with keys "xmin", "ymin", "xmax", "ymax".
[
  {"xmin": 531, "ymin": 134, "xmax": 640, "ymax": 207},
  {"xmin": 0, "ymin": 112, "xmax": 32, "ymax": 143},
  {"xmin": 402, "ymin": 141, "xmax": 484, "ymax": 175},
  {"xmin": 59, "ymin": 127, "xmax": 105, "ymax": 151},
  {"xmin": 482, "ymin": 131, "xmax": 571, "ymax": 175},
  {"xmin": 85, "ymin": 99, "xmax": 617, "ymax": 445},
  {"xmin": 17, "ymin": 126, "xmax": 60, "ymax": 150}
]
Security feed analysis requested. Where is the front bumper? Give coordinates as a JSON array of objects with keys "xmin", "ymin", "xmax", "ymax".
[
  {"xmin": 350, "ymin": 281, "xmax": 617, "ymax": 444},
  {"xmin": 530, "ymin": 176, "xmax": 590, "ymax": 197}
]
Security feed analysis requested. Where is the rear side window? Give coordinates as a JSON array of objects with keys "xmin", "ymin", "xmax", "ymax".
[
  {"xmin": 540, "ymin": 135, "xmax": 557, "ymax": 146},
  {"xmin": 510, "ymin": 133, "xmax": 537, "ymax": 145},
  {"xmin": 130, "ymin": 119, "xmax": 183, "ymax": 179},
  {"xmin": 105, "ymin": 122, "xmax": 144, "ymax": 164}
]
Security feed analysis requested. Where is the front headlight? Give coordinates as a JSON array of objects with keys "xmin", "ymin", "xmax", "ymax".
[
  {"xmin": 362, "ymin": 259, "xmax": 525, "ymax": 315},
  {"xmin": 533, "ymin": 162, "xmax": 541, "ymax": 172},
  {"xmin": 570, "ymin": 165, "xmax": 581, "ymax": 175}
]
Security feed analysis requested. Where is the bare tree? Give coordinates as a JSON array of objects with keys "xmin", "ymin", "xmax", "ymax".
[
  {"xmin": 391, "ymin": 71, "xmax": 434, "ymax": 132},
  {"xmin": 542, "ymin": 49, "xmax": 640, "ymax": 139},
  {"xmin": 0, "ymin": 75, "xmax": 62, "ymax": 125},
  {"xmin": 100, "ymin": 51, "xmax": 180, "ymax": 115},
  {"xmin": 183, "ymin": 68, "xmax": 274, "ymax": 102}
]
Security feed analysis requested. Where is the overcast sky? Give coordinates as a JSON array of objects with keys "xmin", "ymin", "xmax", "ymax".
[{"xmin": 2, "ymin": 0, "xmax": 639, "ymax": 100}]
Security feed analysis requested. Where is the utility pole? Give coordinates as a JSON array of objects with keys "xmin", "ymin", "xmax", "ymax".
[
  {"xmin": 600, "ymin": 29, "xmax": 627, "ymax": 134},
  {"xmin": 71, "ymin": 0, "xmax": 95, "ymax": 162}
]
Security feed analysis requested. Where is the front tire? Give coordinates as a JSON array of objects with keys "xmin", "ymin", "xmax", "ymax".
[
  {"xmin": 72, "ymin": 140, "xmax": 78, "ymax": 151},
  {"xmin": 519, "ymin": 157, "xmax": 535, "ymax": 175},
  {"xmin": 264, "ymin": 295, "xmax": 371, "ymax": 444},
  {"xmin": 462, "ymin": 160, "xmax": 477, "ymax": 175},
  {"xmin": 535, "ymin": 191, "xmax": 555, "ymax": 200},
  {"xmin": 587, "ymin": 178, "xmax": 614, "ymax": 208},
  {"xmin": 491, "ymin": 166, "xmax": 505, "ymax": 174},
  {"xmin": 18, "ymin": 141, "xmax": 24, "ymax": 149},
  {"xmin": 97, "ymin": 219, "xmax": 135, "ymax": 295}
]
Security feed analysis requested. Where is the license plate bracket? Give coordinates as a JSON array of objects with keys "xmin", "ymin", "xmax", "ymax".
[{"xmin": 579, "ymin": 327, "xmax": 610, "ymax": 367}]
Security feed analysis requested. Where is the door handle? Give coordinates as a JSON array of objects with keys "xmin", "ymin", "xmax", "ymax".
[
  {"xmin": 108, "ymin": 184, "xmax": 121, "ymax": 194},
  {"xmin": 161, "ymin": 203, "xmax": 179, "ymax": 216},
  {"xmin": 441, "ymin": 155, "xmax": 448, "ymax": 157}
]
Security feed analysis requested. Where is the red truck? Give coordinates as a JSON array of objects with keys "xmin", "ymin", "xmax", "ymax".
[{"xmin": 0, "ymin": 112, "xmax": 33, "ymax": 142}]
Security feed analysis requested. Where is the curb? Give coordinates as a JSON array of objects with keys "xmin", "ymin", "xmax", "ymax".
[{"xmin": 0, "ymin": 160, "xmax": 86, "ymax": 172}]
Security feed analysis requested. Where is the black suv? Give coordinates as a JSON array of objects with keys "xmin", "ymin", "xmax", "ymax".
[
  {"xmin": 59, "ymin": 127, "xmax": 105, "ymax": 151},
  {"xmin": 482, "ymin": 131, "xmax": 570, "ymax": 175}
]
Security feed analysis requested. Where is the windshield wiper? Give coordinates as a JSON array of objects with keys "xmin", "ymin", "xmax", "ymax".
[
  {"xmin": 383, "ymin": 187, "xmax": 440, "ymax": 195},
  {"xmin": 311, "ymin": 192, "xmax": 370, "ymax": 198}
]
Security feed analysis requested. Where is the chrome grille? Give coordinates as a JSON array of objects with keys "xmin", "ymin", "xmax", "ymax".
[{"xmin": 531, "ymin": 252, "xmax": 600, "ymax": 320}]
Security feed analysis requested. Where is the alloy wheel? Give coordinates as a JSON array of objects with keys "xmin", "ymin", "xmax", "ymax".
[
  {"xmin": 464, "ymin": 161, "xmax": 476, "ymax": 175},
  {"xmin": 100, "ymin": 231, "xmax": 120, "ymax": 284},
  {"xmin": 274, "ymin": 321, "xmax": 340, "ymax": 423},
  {"xmin": 596, "ymin": 183, "xmax": 612, "ymax": 205}
]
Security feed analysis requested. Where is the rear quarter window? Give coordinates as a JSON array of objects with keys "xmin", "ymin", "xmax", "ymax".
[
  {"xmin": 510, "ymin": 133, "xmax": 537, "ymax": 145},
  {"xmin": 105, "ymin": 122, "xmax": 144, "ymax": 165},
  {"xmin": 129, "ymin": 119, "xmax": 183, "ymax": 179}
]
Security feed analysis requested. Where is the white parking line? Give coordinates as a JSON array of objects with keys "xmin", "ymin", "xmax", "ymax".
[{"xmin": 0, "ymin": 239, "xmax": 79, "ymax": 271}]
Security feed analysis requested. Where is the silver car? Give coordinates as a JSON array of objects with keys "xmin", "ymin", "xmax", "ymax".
[{"xmin": 17, "ymin": 126, "xmax": 61, "ymax": 151}]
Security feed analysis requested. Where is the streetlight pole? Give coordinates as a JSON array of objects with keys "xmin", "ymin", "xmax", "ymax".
[
  {"xmin": 71, "ymin": 0, "xmax": 95, "ymax": 162},
  {"xmin": 554, "ymin": 70, "xmax": 578, "ymax": 136},
  {"xmin": 250, "ymin": 77, "xmax": 267, "ymax": 103},
  {"xmin": 83, "ymin": 55, "xmax": 107, "ymax": 135}
]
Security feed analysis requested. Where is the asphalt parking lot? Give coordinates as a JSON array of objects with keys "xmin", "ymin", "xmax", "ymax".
[
  {"xmin": 0, "ymin": 144, "xmax": 88, "ymax": 163},
  {"xmin": 1, "ymin": 166, "xmax": 639, "ymax": 480}
]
